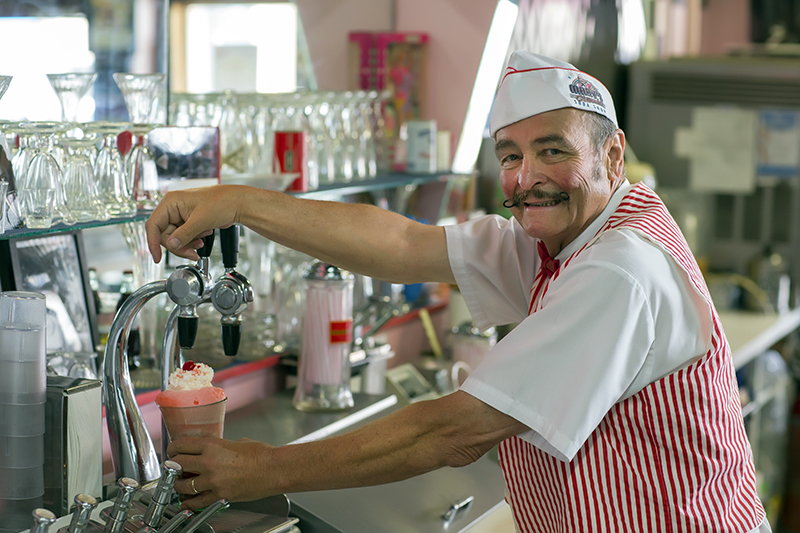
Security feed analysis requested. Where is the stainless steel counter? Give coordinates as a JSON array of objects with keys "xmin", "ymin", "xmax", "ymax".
[
  {"xmin": 718, "ymin": 308, "xmax": 800, "ymax": 369},
  {"xmin": 223, "ymin": 390, "xmax": 507, "ymax": 533},
  {"xmin": 224, "ymin": 389, "xmax": 399, "ymax": 447}
]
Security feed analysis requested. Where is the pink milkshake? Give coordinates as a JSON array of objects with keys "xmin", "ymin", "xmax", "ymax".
[{"xmin": 155, "ymin": 361, "xmax": 227, "ymax": 440}]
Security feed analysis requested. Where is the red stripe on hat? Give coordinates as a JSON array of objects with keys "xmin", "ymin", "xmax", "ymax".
[{"xmin": 499, "ymin": 65, "xmax": 581, "ymax": 88}]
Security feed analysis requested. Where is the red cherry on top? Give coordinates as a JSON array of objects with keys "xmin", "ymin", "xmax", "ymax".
[{"xmin": 182, "ymin": 361, "xmax": 197, "ymax": 371}]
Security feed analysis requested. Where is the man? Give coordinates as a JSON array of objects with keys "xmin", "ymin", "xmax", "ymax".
[{"xmin": 145, "ymin": 51, "xmax": 769, "ymax": 532}]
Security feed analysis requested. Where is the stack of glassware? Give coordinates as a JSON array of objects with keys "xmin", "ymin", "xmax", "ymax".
[
  {"xmin": 0, "ymin": 292, "xmax": 47, "ymax": 532},
  {"xmin": 0, "ymin": 72, "xmax": 169, "ymax": 233},
  {"xmin": 169, "ymin": 89, "xmax": 395, "ymax": 188}
]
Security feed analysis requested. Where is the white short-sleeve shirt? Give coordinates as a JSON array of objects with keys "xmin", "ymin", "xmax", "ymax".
[{"xmin": 445, "ymin": 182, "xmax": 713, "ymax": 462}]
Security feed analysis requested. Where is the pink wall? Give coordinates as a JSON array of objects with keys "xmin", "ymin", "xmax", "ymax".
[
  {"xmin": 297, "ymin": 0, "xmax": 498, "ymax": 166},
  {"xmin": 395, "ymin": 0, "xmax": 498, "ymax": 160},
  {"xmin": 700, "ymin": 0, "xmax": 750, "ymax": 55},
  {"xmin": 297, "ymin": 0, "xmax": 394, "ymax": 90}
]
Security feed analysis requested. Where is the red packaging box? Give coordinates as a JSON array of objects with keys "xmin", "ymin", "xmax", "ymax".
[
  {"xmin": 348, "ymin": 32, "xmax": 378, "ymax": 91},
  {"xmin": 274, "ymin": 131, "xmax": 307, "ymax": 192},
  {"xmin": 348, "ymin": 32, "xmax": 429, "ymax": 171}
]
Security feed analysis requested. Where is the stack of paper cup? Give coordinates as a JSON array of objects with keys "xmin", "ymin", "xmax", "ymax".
[{"xmin": 0, "ymin": 291, "xmax": 46, "ymax": 532}]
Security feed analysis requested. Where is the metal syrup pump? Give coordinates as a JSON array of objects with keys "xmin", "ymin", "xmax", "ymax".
[{"xmin": 211, "ymin": 225, "xmax": 254, "ymax": 356}]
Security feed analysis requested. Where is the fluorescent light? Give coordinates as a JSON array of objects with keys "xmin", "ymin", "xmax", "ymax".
[{"xmin": 451, "ymin": 0, "xmax": 519, "ymax": 174}]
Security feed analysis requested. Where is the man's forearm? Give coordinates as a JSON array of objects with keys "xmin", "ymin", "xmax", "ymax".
[
  {"xmin": 237, "ymin": 187, "xmax": 454, "ymax": 285},
  {"xmin": 266, "ymin": 391, "xmax": 527, "ymax": 494}
]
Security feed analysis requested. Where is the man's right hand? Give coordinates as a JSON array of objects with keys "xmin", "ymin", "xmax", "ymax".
[{"xmin": 145, "ymin": 185, "xmax": 246, "ymax": 263}]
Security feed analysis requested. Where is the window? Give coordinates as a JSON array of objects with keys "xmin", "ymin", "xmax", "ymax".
[{"xmin": 173, "ymin": 3, "xmax": 298, "ymax": 94}]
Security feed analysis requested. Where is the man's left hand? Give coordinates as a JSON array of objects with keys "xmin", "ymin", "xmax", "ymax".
[{"xmin": 168, "ymin": 437, "xmax": 276, "ymax": 510}]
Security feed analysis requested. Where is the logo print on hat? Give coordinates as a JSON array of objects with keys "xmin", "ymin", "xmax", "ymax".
[{"xmin": 569, "ymin": 76, "xmax": 606, "ymax": 110}]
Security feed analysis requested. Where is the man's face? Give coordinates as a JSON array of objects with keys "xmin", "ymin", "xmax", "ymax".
[{"xmin": 494, "ymin": 108, "xmax": 622, "ymax": 254}]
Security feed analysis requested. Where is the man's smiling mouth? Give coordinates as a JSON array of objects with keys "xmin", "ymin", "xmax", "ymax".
[
  {"xmin": 503, "ymin": 190, "xmax": 571, "ymax": 209},
  {"xmin": 525, "ymin": 199, "xmax": 561, "ymax": 207}
]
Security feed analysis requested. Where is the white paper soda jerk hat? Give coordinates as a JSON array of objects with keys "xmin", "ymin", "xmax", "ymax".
[{"xmin": 489, "ymin": 50, "xmax": 618, "ymax": 138}]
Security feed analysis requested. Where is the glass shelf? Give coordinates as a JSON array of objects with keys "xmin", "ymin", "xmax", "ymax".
[
  {"xmin": 0, "ymin": 210, "xmax": 152, "ymax": 241},
  {"xmin": 296, "ymin": 172, "xmax": 460, "ymax": 199},
  {"xmin": 0, "ymin": 172, "xmax": 463, "ymax": 241}
]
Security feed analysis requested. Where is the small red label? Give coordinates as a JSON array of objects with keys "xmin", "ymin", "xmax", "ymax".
[
  {"xmin": 329, "ymin": 320, "xmax": 353, "ymax": 344},
  {"xmin": 274, "ymin": 131, "xmax": 307, "ymax": 192}
]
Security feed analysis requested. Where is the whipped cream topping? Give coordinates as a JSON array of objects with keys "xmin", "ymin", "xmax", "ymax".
[{"xmin": 168, "ymin": 361, "xmax": 215, "ymax": 391}]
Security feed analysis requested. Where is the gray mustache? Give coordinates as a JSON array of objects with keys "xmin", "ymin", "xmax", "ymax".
[{"xmin": 503, "ymin": 190, "xmax": 570, "ymax": 209}]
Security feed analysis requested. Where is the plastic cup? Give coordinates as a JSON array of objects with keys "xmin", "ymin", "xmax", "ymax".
[
  {"xmin": 0, "ymin": 435, "xmax": 44, "ymax": 468},
  {"xmin": 0, "ymin": 496, "xmax": 44, "ymax": 531},
  {"xmin": 0, "ymin": 403, "xmax": 45, "ymax": 437},
  {"xmin": 0, "ymin": 358, "xmax": 46, "ymax": 398},
  {"xmin": 158, "ymin": 398, "xmax": 227, "ymax": 441},
  {"xmin": 0, "ymin": 464, "xmax": 44, "ymax": 499}
]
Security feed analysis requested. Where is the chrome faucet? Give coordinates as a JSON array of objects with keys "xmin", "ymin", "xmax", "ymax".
[
  {"xmin": 103, "ymin": 279, "xmax": 166, "ymax": 482},
  {"xmin": 211, "ymin": 225, "xmax": 255, "ymax": 356},
  {"xmin": 352, "ymin": 276, "xmax": 410, "ymax": 349},
  {"xmin": 103, "ymin": 226, "xmax": 252, "ymax": 484}
]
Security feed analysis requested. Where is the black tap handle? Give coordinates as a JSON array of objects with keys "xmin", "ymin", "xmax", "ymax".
[
  {"xmin": 178, "ymin": 316, "xmax": 199, "ymax": 349},
  {"xmin": 220, "ymin": 225, "xmax": 239, "ymax": 269},
  {"xmin": 221, "ymin": 323, "xmax": 241, "ymax": 356},
  {"xmin": 199, "ymin": 231, "xmax": 215, "ymax": 258}
]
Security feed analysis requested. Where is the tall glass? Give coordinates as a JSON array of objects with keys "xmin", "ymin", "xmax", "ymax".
[
  {"xmin": 10, "ymin": 127, "xmax": 35, "ymax": 196},
  {"xmin": 325, "ymin": 91, "xmax": 354, "ymax": 183},
  {"xmin": 305, "ymin": 93, "xmax": 335, "ymax": 184},
  {"xmin": 46, "ymin": 73, "xmax": 97, "ymax": 123},
  {"xmin": 218, "ymin": 90, "xmax": 247, "ymax": 175},
  {"xmin": 125, "ymin": 124, "xmax": 160, "ymax": 210},
  {"xmin": 356, "ymin": 91, "xmax": 378, "ymax": 179},
  {"xmin": 371, "ymin": 90, "xmax": 392, "ymax": 174},
  {"xmin": 274, "ymin": 245, "xmax": 313, "ymax": 354},
  {"xmin": 19, "ymin": 122, "xmax": 71, "ymax": 228},
  {"xmin": 120, "ymin": 221, "xmax": 165, "ymax": 390},
  {"xmin": 0, "ymin": 77, "xmax": 14, "ymax": 217},
  {"xmin": 89, "ymin": 122, "xmax": 135, "ymax": 217},
  {"xmin": 61, "ymin": 135, "xmax": 108, "ymax": 222}
]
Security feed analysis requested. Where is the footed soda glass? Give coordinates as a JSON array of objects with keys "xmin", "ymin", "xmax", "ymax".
[
  {"xmin": 46, "ymin": 73, "xmax": 97, "ymax": 123},
  {"xmin": 113, "ymin": 73, "xmax": 165, "ymax": 124}
]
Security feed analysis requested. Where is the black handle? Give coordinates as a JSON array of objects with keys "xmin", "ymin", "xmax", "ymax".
[
  {"xmin": 199, "ymin": 231, "xmax": 215, "ymax": 258},
  {"xmin": 221, "ymin": 323, "xmax": 241, "ymax": 356},
  {"xmin": 220, "ymin": 225, "xmax": 239, "ymax": 269},
  {"xmin": 178, "ymin": 316, "xmax": 199, "ymax": 349}
]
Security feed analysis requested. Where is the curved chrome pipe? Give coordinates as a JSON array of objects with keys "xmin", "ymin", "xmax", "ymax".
[
  {"xmin": 103, "ymin": 280, "xmax": 166, "ymax": 483},
  {"xmin": 160, "ymin": 304, "xmax": 181, "ymax": 462}
]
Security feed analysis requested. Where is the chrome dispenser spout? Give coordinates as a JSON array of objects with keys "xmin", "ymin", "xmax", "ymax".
[
  {"xmin": 165, "ymin": 234, "xmax": 215, "ymax": 350},
  {"xmin": 211, "ymin": 225, "xmax": 254, "ymax": 356},
  {"xmin": 353, "ymin": 294, "xmax": 409, "ymax": 345}
]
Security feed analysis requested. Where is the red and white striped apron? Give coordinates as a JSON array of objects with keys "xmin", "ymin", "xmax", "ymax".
[{"xmin": 499, "ymin": 183, "xmax": 765, "ymax": 532}]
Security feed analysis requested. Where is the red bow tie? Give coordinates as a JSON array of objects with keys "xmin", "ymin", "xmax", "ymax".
[{"xmin": 537, "ymin": 241, "xmax": 560, "ymax": 279}]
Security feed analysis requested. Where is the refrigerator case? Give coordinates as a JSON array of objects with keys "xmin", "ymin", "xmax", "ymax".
[{"xmin": 626, "ymin": 56, "xmax": 800, "ymax": 283}]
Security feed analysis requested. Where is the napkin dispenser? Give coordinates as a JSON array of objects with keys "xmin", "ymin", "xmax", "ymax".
[{"xmin": 43, "ymin": 376, "xmax": 103, "ymax": 516}]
